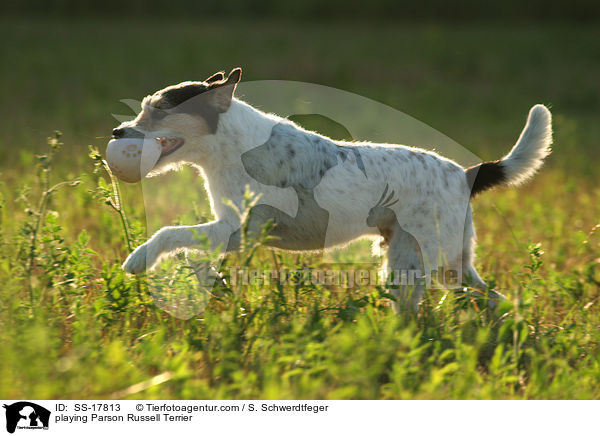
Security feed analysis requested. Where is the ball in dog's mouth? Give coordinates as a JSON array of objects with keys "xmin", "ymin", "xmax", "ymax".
[{"xmin": 157, "ymin": 137, "xmax": 184, "ymax": 157}]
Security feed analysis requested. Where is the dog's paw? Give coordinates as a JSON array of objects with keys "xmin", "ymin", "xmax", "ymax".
[{"xmin": 123, "ymin": 243, "xmax": 151, "ymax": 274}]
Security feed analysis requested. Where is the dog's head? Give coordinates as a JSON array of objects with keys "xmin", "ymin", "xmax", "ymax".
[{"xmin": 111, "ymin": 68, "xmax": 242, "ymax": 174}]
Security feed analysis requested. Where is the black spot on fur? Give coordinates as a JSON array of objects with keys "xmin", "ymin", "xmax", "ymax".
[
  {"xmin": 466, "ymin": 160, "xmax": 507, "ymax": 197},
  {"xmin": 159, "ymin": 84, "xmax": 208, "ymax": 109},
  {"xmin": 286, "ymin": 144, "xmax": 296, "ymax": 157}
]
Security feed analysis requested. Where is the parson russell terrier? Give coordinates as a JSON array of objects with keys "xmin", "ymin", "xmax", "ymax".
[{"xmin": 113, "ymin": 68, "xmax": 552, "ymax": 312}]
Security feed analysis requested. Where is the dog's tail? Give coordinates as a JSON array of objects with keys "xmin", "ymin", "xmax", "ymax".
[{"xmin": 466, "ymin": 104, "xmax": 552, "ymax": 197}]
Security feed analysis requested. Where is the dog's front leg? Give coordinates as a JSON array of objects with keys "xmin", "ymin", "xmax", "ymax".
[{"xmin": 122, "ymin": 220, "xmax": 236, "ymax": 274}]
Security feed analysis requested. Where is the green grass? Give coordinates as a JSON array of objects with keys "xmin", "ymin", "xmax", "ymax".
[{"xmin": 0, "ymin": 18, "xmax": 599, "ymax": 399}]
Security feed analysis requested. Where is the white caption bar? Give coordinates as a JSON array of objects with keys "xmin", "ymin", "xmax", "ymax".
[{"xmin": 0, "ymin": 400, "xmax": 596, "ymax": 435}]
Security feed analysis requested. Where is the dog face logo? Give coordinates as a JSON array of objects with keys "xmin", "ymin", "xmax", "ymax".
[{"xmin": 2, "ymin": 402, "xmax": 50, "ymax": 434}]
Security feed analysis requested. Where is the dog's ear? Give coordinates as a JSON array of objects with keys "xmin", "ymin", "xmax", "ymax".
[
  {"xmin": 207, "ymin": 68, "xmax": 242, "ymax": 112},
  {"xmin": 226, "ymin": 67, "xmax": 242, "ymax": 85},
  {"xmin": 205, "ymin": 71, "xmax": 225, "ymax": 83}
]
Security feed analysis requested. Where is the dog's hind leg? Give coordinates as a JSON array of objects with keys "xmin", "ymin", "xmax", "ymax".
[
  {"xmin": 462, "ymin": 261, "xmax": 506, "ymax": 309},
  {"xmin": 461, "ymin": 207, "xmax": 505, "ymax": 308},
  {"xmin": 385, "ymin": 228, "xmax": 425, "ymax": 314}
]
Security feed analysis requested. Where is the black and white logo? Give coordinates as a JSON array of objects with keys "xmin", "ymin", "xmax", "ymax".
[{"xmin": 3, "ymin": 402, "xmax": 50, "ymax": 434}]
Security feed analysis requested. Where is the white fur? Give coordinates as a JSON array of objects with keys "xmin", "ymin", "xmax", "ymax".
[{"xmin": 500, "ymin": 104, "xmax": 553, "ymax": 185}]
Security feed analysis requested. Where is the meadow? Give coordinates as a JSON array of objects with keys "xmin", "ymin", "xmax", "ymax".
[{"xmin": 0, "ymin": 18, "xmax": 599, "ymax": 399}]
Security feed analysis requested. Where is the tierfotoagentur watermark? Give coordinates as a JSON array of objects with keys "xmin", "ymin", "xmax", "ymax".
[{"xmin": 226, "ymin": 266, "xmax": 459, "ymax": 288}]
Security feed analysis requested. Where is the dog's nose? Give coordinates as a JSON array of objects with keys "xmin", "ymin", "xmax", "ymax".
[{"xmin": 112, "ymin": 127, "xmax": 145, "ymax": 139}]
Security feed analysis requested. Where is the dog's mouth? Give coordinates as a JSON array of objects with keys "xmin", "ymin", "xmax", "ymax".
[{"xmin": 157, "ymin": 137, "xmax": 185, "ymax": 157}]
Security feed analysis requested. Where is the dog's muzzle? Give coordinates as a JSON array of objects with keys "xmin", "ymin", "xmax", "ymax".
[{"xmin": 107, "ymin": 126, "xmax": 185, "ymax": 182}]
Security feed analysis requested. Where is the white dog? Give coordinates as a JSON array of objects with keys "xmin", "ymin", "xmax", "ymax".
[{"xmin": 114, "ymin": 68, "xmax": 552, "ymax": 312}]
